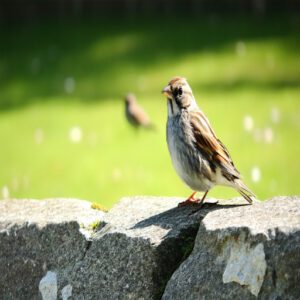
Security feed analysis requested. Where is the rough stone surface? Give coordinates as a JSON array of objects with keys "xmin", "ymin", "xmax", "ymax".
[
  {"xmin": 0, "ymin": 198, "xmax": 105, "ymax": 300},
  {"xmin": 70, "ymin": 196, "xmax": 206, "ymax": 300},
  {"xmin": 1, "ymin": 196, "xmax": 299, "ymax": 300},
  {"xmin": 162, "ymin": 196, "xmax": 300, "ymax": 300}
]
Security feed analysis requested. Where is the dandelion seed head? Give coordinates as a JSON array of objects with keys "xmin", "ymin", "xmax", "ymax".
[
  {"xmin": 236, "ymin": 41, "xmax": 246, "ymax": 57},
  {"xmin": 270, "ymin": 107, "xmax": 280, "ymax": 124},
  {"xmin": 243, "ymin": 115, "xmax": 254, "ymax": 132},
  {"xmin": 2, "ymin": 186, "xmax": 9, "ymax": 199},
  {"xmin": 34, "ymin": 128, "xmax": 44, "ymax": 144},
  {"xmin": 69, "ymin": 126, "xmax": 82, "ymax": 143},
  {"xmin": 263, "ymin": 127, "xmax": 274, "ymax": 144},
  {"xmin": 251, "ymin": 166, "xmax": 261, "ymax": 183},
  {"xmin": 64, "ymin": 77, "xmax": 76, "ymax": 94}
]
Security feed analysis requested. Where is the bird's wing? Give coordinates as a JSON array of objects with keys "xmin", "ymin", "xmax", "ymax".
[
  {"xmin": 189, "ymin": 110, "xmax": 241, "ymax": 181},
  {"xmin": 129, "ymin": 104, "xmax": 150, "ymax": 126}
]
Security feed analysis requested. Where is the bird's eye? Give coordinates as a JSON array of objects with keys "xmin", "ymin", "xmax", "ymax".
[{"xmin": 178, "ymin": 87, "xmax": 183, "ymax": 96}]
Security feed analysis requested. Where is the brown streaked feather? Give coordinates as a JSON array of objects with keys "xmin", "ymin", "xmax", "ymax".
[
  {"xmin": 168, "ymin": 76, "xmax": 186, "ymax": 86},
  {"xmin": 189, "ymin": 110, "xmax": 241, "ymax": 181}
]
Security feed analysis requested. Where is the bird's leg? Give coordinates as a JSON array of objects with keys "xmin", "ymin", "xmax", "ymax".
[
  {"xmin": 187, "ymin": 191, "xmax": 197, "ymax": 201},
  {"xmin": 189, "ymin": 191, "xmax": 214, "ymax": 215},
  {"xmin": 198, "ymin": 190, "xmax": 209, "ymax": 206},
  {"xmin": 178, "ymin": 191, "xmax": 198, "ymax": 207}
]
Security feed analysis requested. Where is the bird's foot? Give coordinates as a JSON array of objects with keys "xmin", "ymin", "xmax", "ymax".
[
  {"xmin": 178, "ymin": 198, "xmax": 201, "ymax": 207},
  {"xmin": 178, "ymin": 191, "xmax": 199, "ymax": 207},
  {"xmin": 179, "ymin": 190, "xmax": 211, "ymax": 209}
]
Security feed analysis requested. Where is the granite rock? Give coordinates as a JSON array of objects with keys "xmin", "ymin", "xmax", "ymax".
[
  {"xmin": 162, "ymin": 196, "xmax": 300, "ymax": 300},
  {"xmin": 1, "ymin": 196, "xmax": 299, "ymax": 300},
  {"xmin": 70, "ymin": 196, "xmax": 206, "ymax": 300},
  {"xmin": 0, "ymin": 198, "xmax": 105, "ymax": 300}
]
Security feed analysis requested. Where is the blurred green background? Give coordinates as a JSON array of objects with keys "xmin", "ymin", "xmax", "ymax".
[{"xmin": 1, "ymin": 3, "xmax": 300, "ymax": 208}]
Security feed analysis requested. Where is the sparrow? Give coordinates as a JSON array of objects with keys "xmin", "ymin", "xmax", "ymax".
[
  {"xmin": 162, "ymin": 77, "xmax": 255, "ymax": 207},
  {"xmin": 124, "ymin": 93, "xmax": 154, "ymax": 130}
]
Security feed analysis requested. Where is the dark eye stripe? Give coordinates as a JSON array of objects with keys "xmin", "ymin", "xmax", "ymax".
[
  {"xmin": 173, "ymin": 87, "xmax": 183, "ymax": 97},
  {"xmin": 173, "ymin": 88, "xmax": 178, "ymax": 97}
]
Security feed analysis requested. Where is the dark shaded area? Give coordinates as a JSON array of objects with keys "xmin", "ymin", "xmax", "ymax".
[
  {"xmin": 199, "ymin": 78, "xmax": 300, "ymax": 92},
  {"xmin": 132, "ymin": 201, "xmax": 249, "ymax": 299},
  {"xmin": 1, "ymin": 14, "xmax": 299, "ymax": 111},
  {"xmin": 133, "ymin": 202, "xmax": 248, "ymax": 231},
  {"xmin": 154, "ymin": 230, "xmax": 199, "ymax": 300},
  {"xmin": 1, "ymin": 0, "xmax": 300, "ymax": 23}
]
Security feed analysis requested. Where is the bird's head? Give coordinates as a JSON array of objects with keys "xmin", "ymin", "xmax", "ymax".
[
  {"xmin": 124, "ymin": 93, "xmax": 136, "ymax": 106},
  {"xmin": 162, "ymin": 77, "xmax": 196, "ymax": 116}
]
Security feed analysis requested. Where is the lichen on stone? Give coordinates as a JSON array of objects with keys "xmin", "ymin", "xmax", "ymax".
[{"xmin": 91, "ymin": 202, "xmax": 108, "ymax": 212}]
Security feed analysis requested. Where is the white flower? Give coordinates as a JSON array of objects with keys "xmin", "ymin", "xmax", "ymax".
[
  {"xmin": 64, "ymin": 77, "xmax": 75, "ymax": 94},
  {"xmin": 251, "ymin": 166, "xmax": 261, "ymax": 183},
  {"xmin": 2, "ymin": 186, "xmax": 9, "ymax": 199},
  {"xmin": 263, "ymin": 127, "xmax": 274, "ymax": 144},
  {"xmin": 69, "ymin": 126, "xmax": 82, "ymax": 143},
  {"xmin": 270, "ymin": 107, "xmax": 280, "ymax": 124},
  {"xmin": 34, "ymin": 128, "xmax": 44, "ymax": 144},
  {"xmin": 236, "ymin": 41, "xmax": 246, "ymax": 57},
  {"xmin": 243, "ymin": 115, "xmax": 254, "ymax": 132}
]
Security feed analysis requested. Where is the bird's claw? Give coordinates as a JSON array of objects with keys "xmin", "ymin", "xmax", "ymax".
[{"xmin": 178, "ymin": 199, "xmax": 202, "ymax": 207}]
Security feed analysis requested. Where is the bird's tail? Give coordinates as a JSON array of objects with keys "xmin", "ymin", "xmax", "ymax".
[
  {"xmin": 234, "ymin": 179, "xmax": 256, "ymax": 204},
  {"xmin": 145, "ymin": 123, "xmax": 157, "ymax": 131}
]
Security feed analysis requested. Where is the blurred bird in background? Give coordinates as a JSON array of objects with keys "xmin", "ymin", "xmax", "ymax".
[{"xmin": 124, "ymin": 93, "xmax": 155, "ymax": 130}]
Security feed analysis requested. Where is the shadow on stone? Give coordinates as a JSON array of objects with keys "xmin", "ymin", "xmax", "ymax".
[{"xmin": 132, "ymin": 201, "xmax": 248, "ymax": 232}]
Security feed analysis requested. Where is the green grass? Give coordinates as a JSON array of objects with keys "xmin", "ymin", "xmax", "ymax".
[{"xmin": 0, "ymin": 15, "xmax": 299, "ymax": 208}]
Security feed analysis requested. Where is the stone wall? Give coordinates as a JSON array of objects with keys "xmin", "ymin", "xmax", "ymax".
[{"xmin": 0, "ymin": 196, "xmax": 299, "ymax": 299}]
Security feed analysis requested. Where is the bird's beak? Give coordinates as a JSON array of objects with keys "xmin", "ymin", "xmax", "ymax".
[{"xmin": 162, "ymin": 85, "xmax": 171, "ymax": 97}]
